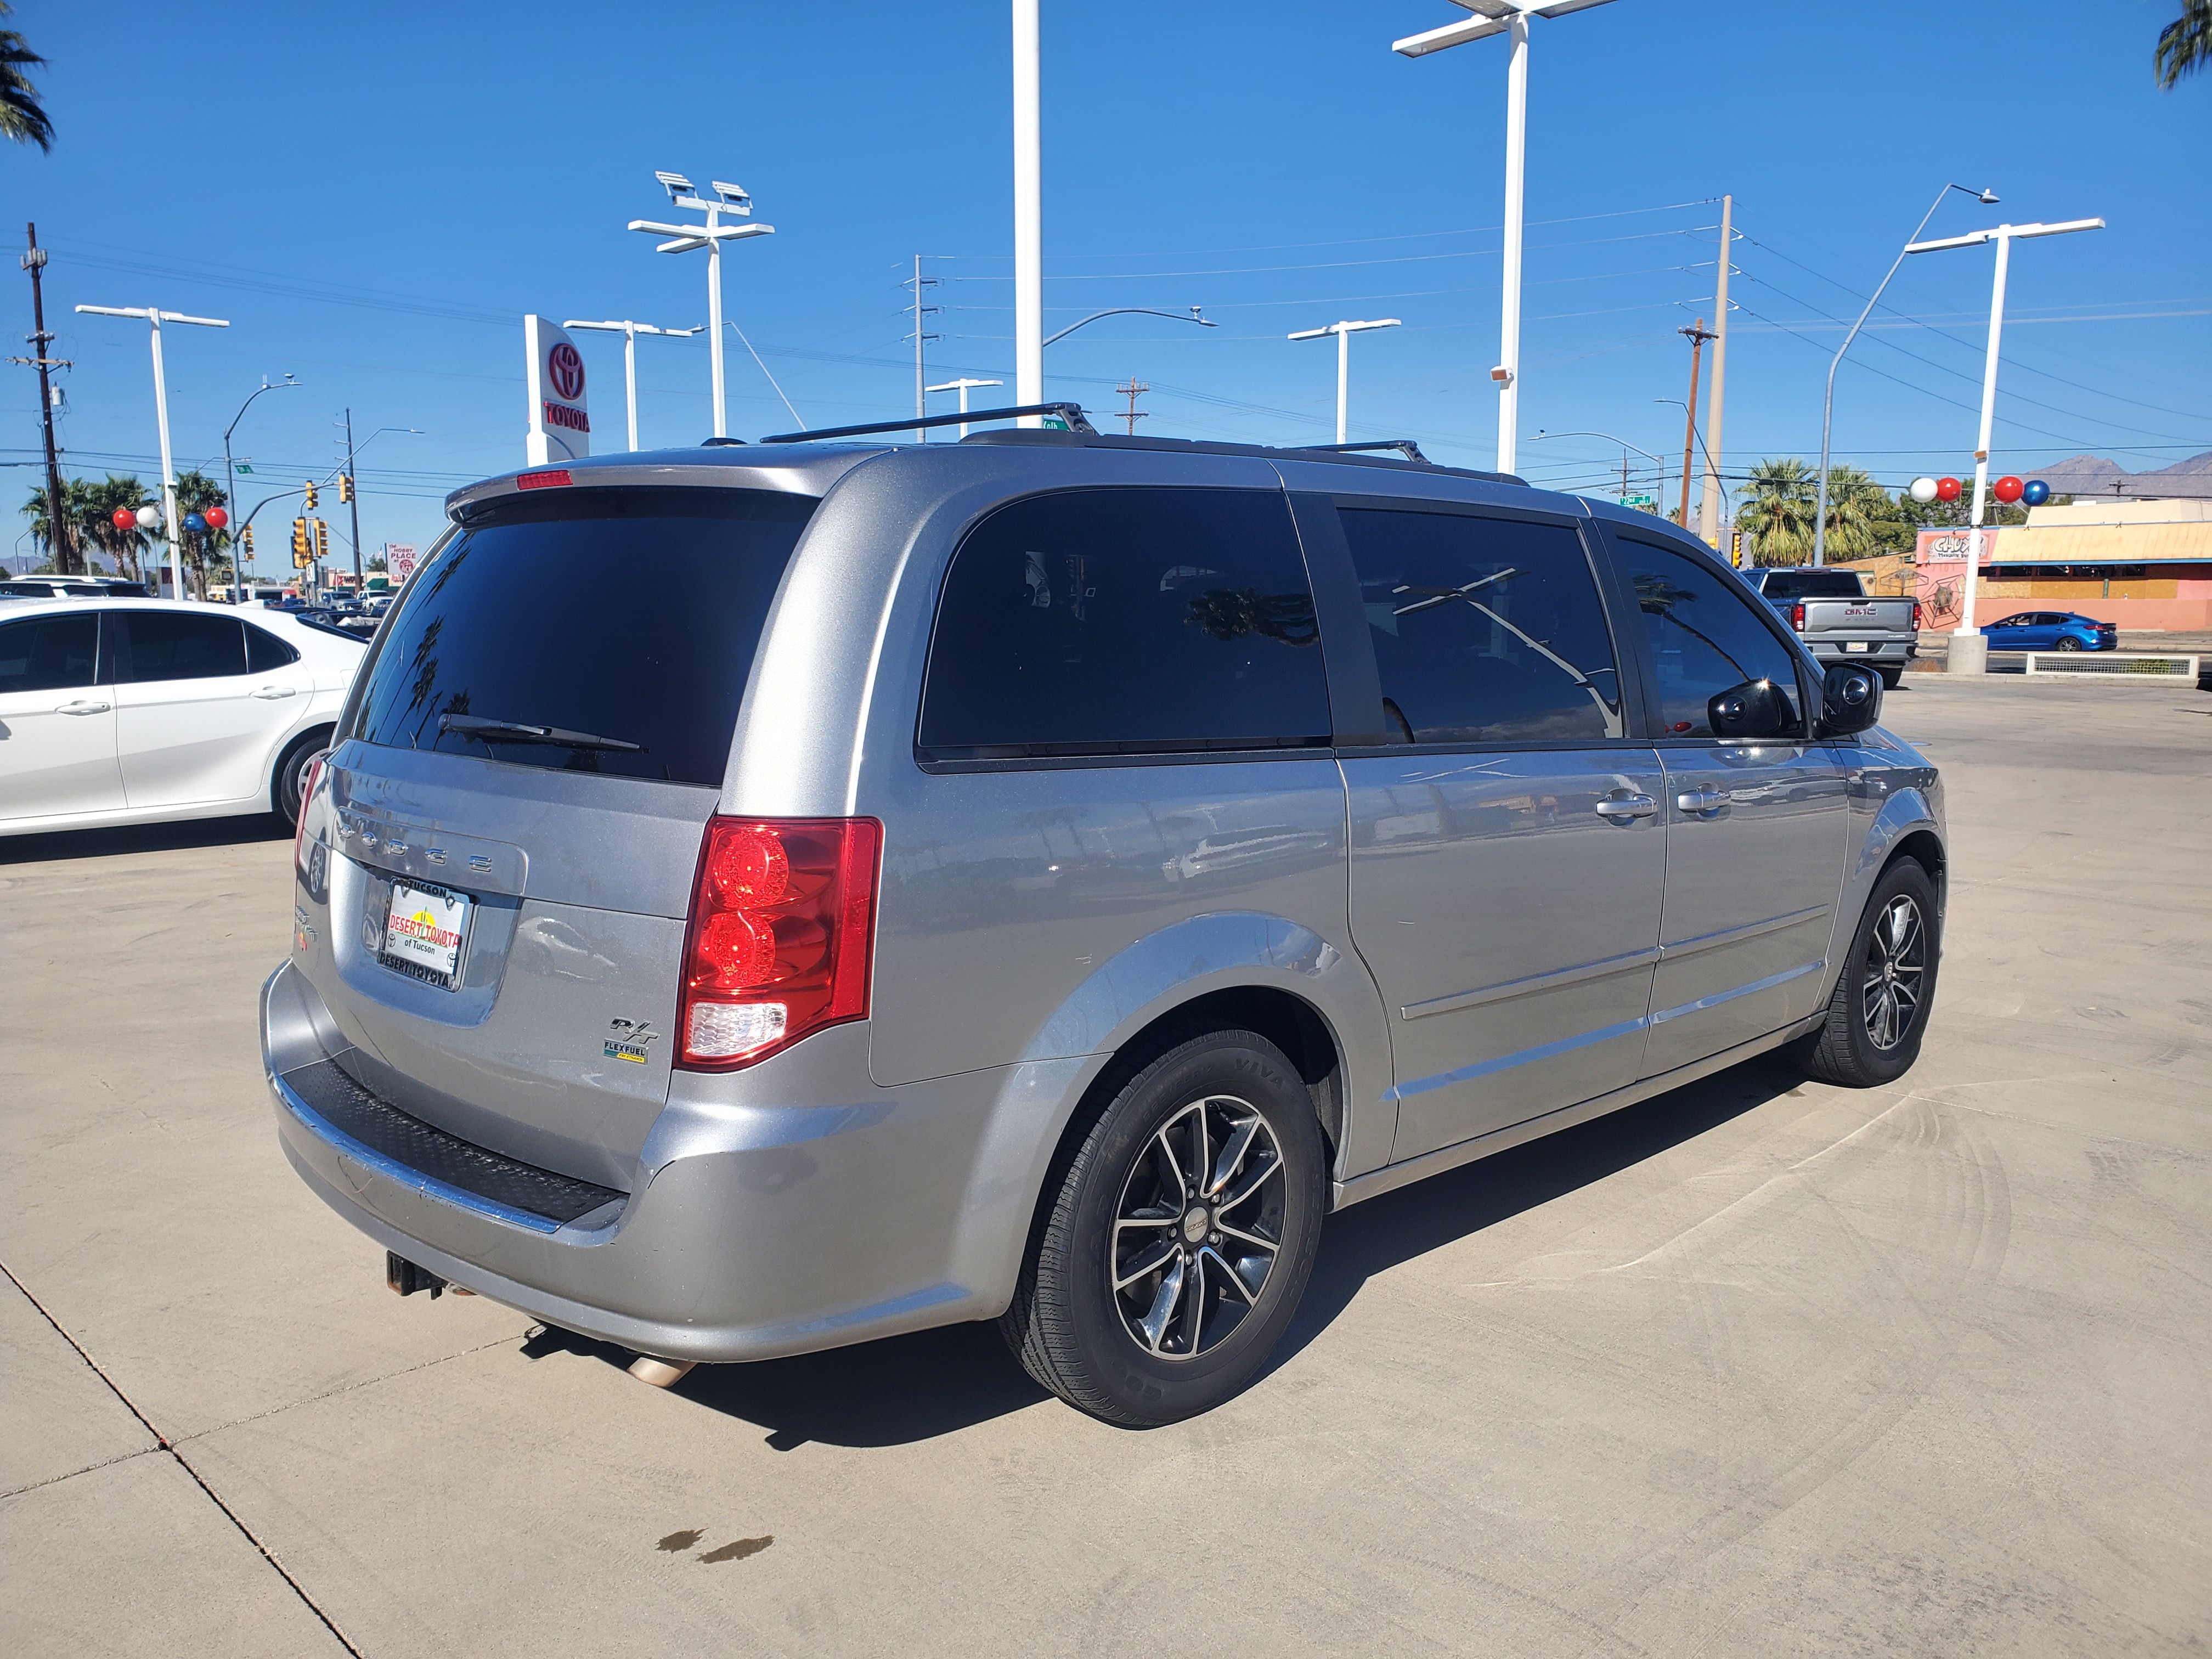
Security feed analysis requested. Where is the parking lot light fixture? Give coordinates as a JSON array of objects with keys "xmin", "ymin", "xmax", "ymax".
[
  {"xmin": 1903, "ymin": 216, "xmax": 2104, "ymax": 657},
  {"xmin": 221, "ymin": 375, "xmax": 300, "ymax": 603},
  {"xmin": 1392, "ymin": 0, "xmax": 1626, "ymax": 477},
  {"xmin": 925, "ymin": 377, "xmax": 1003, "ymax": 440},
  {"xmin": 629, "ymin": 172, "xmax": 774, "ymax": 440},
  {"xmin": 1288, "ymin": 319, "xmax": 1401, "ymax": 444},
  {"xmin": 75, "ymin": 303, "xmax": 230, "ymax": 600},
  {"xmin": 1813, "ymin": 183, "xmax": 1999, "ymax": 569},
  {"xmin": 566, "ymin": 320, "xmax": 704, "ymax": 451}
]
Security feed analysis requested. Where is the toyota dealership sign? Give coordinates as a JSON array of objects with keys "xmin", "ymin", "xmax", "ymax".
[{"xmin": 524, "ymin": 314, "xmax": 590, "ymax": 465}]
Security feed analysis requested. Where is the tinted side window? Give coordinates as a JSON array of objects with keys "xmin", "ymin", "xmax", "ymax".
[
  {"xmin": 117, "ymin": 613, "xmax": 246, "ymax": 682},
  {"xmin": 0, "ymin": 613, "xmax": 98, "ymax": 694},
  {"xmin": 919, "ymin": 488, "xmax": 1329, "ymax": 758},
  {"xmin": 1617, "ymin": 539, "xmax": 1804, "ymax": 738},
  {"xmin": 245, "ymin": 624, "xmax": 301, "ymax": 672},
  {"xmin": 1338, "ymin": 509, "xmax": 1623, "ymax": 745}
]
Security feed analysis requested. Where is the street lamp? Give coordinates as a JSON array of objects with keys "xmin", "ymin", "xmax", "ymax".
[
  {"xmin": 564, "ymin": 319, "xmax": 703, "ymax": 451},
  {"xmin": 222, "ymin": 375, "xmax": 300, "ymax": 603},
  {"xmin": 1904, "ymin": 215, "xmax": 2105, "ymax": 673},
  {"xmin": 1041, "ymin": 306, "xmax": 1217, "ymax": 347},
  {"xmin": 926, "ymin": 377, "xmax": 1003, "ymax": 440},
  {"xmin": 75, "ymin": 302, "xmax": 230, "ymax": 600},
  {"xmin": 629, "ymin": 172, "xmax": 774, "ymax": 440},
  {"xmin": 1531, "ymin": 428, "xmax": 1667, "ymax": 510},
  {"xmin": 1393, "ymin": 0, "xmax": 1627, "ymax": 477},
  {"xmin": 1288, "ymin": 319, "xmax": 1401, "ymax": 444},
  {"xmin": 1812, "ymin": 182, "xmax": 1999, "ymax": 568},
  {"xmin": 1651, "ymin": 400, "xmax": 1724, "ymax": 528},
  {"xmin": 1013, "ymin": 0, "xmax": 1043, "ymax": 424}
]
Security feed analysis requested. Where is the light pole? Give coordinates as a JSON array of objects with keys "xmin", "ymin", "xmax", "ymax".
[
  {"xmin": 222, "ymin": 375, "xmax": 299, "ymax": 603},
  {"xmin": 1041, "ymin": 306, "xmax": 1216, "ymax": 348},
  {"xmin": 1013, "ymin": 0, "xmax": 1043, "ymax": 424},
  {"xmin": 1532, "ymin": 428, "xmax": 1667, "ymax": 510},
  {"xmin": 1651, "ymin": 399, "xmax": 1723, "ymax": 528},
  {"xmin": 75, "ymin": 302, "xmax": 230, "ymax": 600},
  {"xmin": 926, "ymin": 377, "xmax": 1003, "ymax": 439},
  {"xmin": 564, "ymin": 319, "xmax": 702, "ymax": 451},
  {"xmin": 1904, "ymin": 215, "xmax": 2104, "ymax": 673},
  {"xmin": 1288, "ymin": 319, "xmax": 1401, "ymax": 444},
  {"xmin": 629, "ymin": 173, "xmax": 773, "ymax": 440},
  {"xmin": 1393, "ymin": 0, "xmax": 1626, "ymax": 477},
  {"xmin": 1812, "ymin": 182, "xmax": 1999, "ymax": 568}
]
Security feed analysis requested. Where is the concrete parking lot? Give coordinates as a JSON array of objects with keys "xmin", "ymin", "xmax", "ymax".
[{"xmin": 4, "ymin": 675, "xmax": 2208, "ymax": 1657}]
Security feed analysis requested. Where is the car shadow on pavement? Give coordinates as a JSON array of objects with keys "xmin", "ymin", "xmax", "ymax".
[
  {"xmin": 0, "ymin": 812, "xmax": 292, "ymax": 865},
  {"xmin": 524, "ymin": 1052, "xmax": 1807, "ymax": 1449}
]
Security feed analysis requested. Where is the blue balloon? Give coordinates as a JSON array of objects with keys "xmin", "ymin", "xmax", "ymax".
[
  {"xmin": 183, "ymin": 512, "xmax": 207, "ymax": 533},
  {"xmin": 2021, "ymin": 479, "xmax": 2051, "ymax": 507}
]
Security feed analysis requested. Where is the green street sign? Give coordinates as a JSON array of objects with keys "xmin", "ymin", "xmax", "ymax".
[
  {"xmin": 1621, "ymin": 493, "xmax": 1655, "ymax": 508},
  {"xmin": 235, "ymin": 463, "xmax": 254, "ymax": 474}
]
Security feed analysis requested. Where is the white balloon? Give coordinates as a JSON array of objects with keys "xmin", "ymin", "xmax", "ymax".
[
  {"xmin": 1909, "ymin": 476, "xmax": 1940, "ymax": 504},
  {"xmin": 135, "ymin": 504, "xmax": 163, "ymax": 529}
]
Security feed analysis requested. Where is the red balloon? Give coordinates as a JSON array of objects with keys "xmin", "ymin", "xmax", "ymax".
[
  {"xmin": 111, "ymin": 507, "xmax": 136, "ymax": 530},
  {"xmin": 204, "ymin": 506, "xmax": 229, "ymax": 529},
  {"xmin": 1935, "ymin": 476, "xmax": 1963, "ymax": 502},
  {"xmin": 1992, "ymin": 475, "xmax": 2024, "ymax": 504}
]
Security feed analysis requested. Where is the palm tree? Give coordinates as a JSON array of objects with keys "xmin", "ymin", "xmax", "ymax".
[
  {"xmin": 0, "ymin": 4, "xmax": 53, "ymax": 150},
  {"xmin": 1818, "ymin": 465, "xmax": 1895, "ymax": 562},
  {"xmin": 20, "ymin": 479, "xmax": 75, "ymax": 565},
  {"xmin": 78, "ymin": 475, "xmax": 152, "ymax": 582},
  {"xmin": 2159, "ymin": 0, "xmax": 2210, "ymax": 86},
  {"xmin": 1739, "ymin": 458, "xmax": 1819, "ymax": 566},
  {"xmin": 173, "ymin": 470, "xmax": 233, "ymax": 599}
]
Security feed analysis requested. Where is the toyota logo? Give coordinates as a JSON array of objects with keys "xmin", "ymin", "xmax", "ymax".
[{"xmin": 547, "ymin": 341, "xmax": 586, "ymax": 402}]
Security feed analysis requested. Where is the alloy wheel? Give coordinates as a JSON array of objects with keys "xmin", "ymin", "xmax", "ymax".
[
  {"xmin": 1862, "ymin": 894, "xmax": 1927, "ymax": 1051},
  {"xmin": 1109, "ymin": 1094, "xmax": 1284, "ymax": 1362}
]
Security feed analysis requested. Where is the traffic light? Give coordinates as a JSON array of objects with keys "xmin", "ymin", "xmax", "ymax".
[
  {"xmin": 337, "ymin": 473, "xmax": 353, "ymax": 505},
  {"xmin": 314, "ymin": 519, "xmax": 331, "ymax": 562},
  {"xmin": 303, "ymin": 481, "xmax": 318, "ymax": 512},
  {"xmin": 240, "ymin": 525, "xmax": 254, "ymax": 556},
  {"xmin": 291, "ymin": 518, "xmax": 310, "ymax": 568}
]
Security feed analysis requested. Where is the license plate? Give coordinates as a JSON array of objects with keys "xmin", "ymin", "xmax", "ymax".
[
  {"xmin": 1843, "ymin": 640, "xmax": 1870, "ymax": 653},
  {"xmin": 380, "ymin": 879, "xmax": 472, "ymax": 990}
]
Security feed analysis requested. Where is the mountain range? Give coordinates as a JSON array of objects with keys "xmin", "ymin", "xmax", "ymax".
[{"xmin": 2023, "ymin": 450, "xmax": 2212, "ymax": 500}]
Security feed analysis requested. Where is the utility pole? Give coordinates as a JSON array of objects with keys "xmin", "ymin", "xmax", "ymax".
[
  {"xmin": 1012, "ymin": 0, "xmax": 1043, "ymax": 424},
  {"xmin": 1697, "ymin": 194, "xmax": 1731, "ymax": 548},
  {"xmin": 342, "ymin": 408, "xmax": 364, "ymax": 593},
  {"xmin": 910, "ymin": 256, "xmax": 941, "ymax": 441},
  {"xmin": 1115, "ymin": 376, "xmax": 1150, "ymax": 436},
  {"xmin": 15, "ymin": 224, "xmax": 78, "ymax": 574},
  {"xmin": 1675, "ymin": 318, "xmax": 1716, "ymax": 528}
]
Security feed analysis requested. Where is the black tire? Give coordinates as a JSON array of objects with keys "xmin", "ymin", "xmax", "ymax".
[
  {"xmin": 1877, "ymin": 666, "xmax": 1904, "ymax": 689},
  {"xmin": 2056, "ymin": 635, "xmax": 2084, "ymax": 652},
  {"xmin": 1797, "ymin": 857, "xmax": 1939, "ymax": 1087},
  {"xmin": 273, "ymin": 731, "xmax": 329, "ymax": 828},
  {"xmin": 1001, "ymin": 1028, "xmax": 1327, "ymax": 1427}
]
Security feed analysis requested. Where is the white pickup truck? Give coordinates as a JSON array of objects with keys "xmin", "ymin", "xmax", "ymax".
[{"xmin": 1743, "ymin": 567, "xmax": 1921, "ymax": 687}]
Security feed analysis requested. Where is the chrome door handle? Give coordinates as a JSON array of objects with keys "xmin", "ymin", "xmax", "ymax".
[
  {"xmin": 251, "ymin": 685, "xmax": 298, "ymax": 699},
  {"xmin": 1676, "ymin": 787, "xmax": 1729, "ymax": 816},
  {"xmin": 55, "ymin": 699, "xmax": 112, "ymax": 715},
  {"xmin": 1594, "ymin": 794, "xmax": 1658, "ymax": 821}
]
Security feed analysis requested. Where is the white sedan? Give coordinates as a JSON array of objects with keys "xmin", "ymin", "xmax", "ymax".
[{"xmin": 0, "ymin": 597, "xmax": 363, "ymax": 837}]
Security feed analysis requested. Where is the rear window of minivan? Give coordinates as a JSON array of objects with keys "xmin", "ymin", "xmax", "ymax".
[{"xmin": 347, "ymin": 486, "xmax": 813, "ymax": 786}]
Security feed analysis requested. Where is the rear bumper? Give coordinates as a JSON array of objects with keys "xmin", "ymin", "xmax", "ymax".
[
  {"xmin": 1808, "ymin": 639, "xmax": 1915, "ymax": 664},
  {"xmin": 263, "ymin": 961, "xmax": 1087, "ymax": 1362}
]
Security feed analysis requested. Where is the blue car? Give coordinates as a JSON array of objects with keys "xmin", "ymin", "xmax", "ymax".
[{"xmin": 1982, "ymin": 610, "xmax": 2118, "ymax": 652}]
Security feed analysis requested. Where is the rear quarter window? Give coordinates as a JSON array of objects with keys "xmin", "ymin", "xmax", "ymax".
[
  {"xmin": 917, "ymin": 487, "xmax": 1330, "ymax": 759},
  {"xmin": 347, "ymin": 486, "xmax": 814, "ymax": 786}
]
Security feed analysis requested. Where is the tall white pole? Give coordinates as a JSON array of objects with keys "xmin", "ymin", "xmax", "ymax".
[
  {"xmin": 1699, "ymin": 193, "xmax": 1731, "ymax": 548},
  {"xmin": 624, "ymin": 322, "xmax": 640, "ymax": 452},
  {"xmin": 1495, "ymin": 13, "xmax": 1528, "ymax": 476},
  {"xmin": 706, "ymin": 205, "xmax": 727, "ymax": 439},
  {"xmin": 1012, "ymin": 0, "xmax": 1043, "ymax": 424},
  {"xmin": 1960, "ymin": 228, "xmax": 2012, "ymax": 639},
  {"xmin": 146, "ymin": 311, "xmax": 185, "ymax": 601},
  {"xmin": 1335, "ymin": 326, "xmax": 1350, "ymax": 445}
]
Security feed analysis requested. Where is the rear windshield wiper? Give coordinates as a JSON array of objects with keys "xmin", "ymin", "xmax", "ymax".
[{"xmin": 439, "ymin": 713, "xmax": 644, "ymax": 753}]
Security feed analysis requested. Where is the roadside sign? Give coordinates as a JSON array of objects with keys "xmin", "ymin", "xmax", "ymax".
[
  {"xmin": 523, "ymin": 314, "xmax": 591, "ymax": 466},
  {"xmin": 1621, "ymin": 493, "xmax": 1655, "ymax": 509},
  {"xmin": 385, "ymin": 542, "xmax": 419, "ymax": 585}
]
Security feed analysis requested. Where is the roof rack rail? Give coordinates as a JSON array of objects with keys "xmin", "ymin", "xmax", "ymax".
[
  {"xmin": 1298, "ymin": 439, "xmax": 1430, "ymax": 463},
  {"xmin": 756, "ymin": 403, "xmax": 1098, "ymax": 444}
]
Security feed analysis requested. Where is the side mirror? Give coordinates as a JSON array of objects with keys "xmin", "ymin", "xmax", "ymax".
[
  {"xmin": 1707, "ymin": 678, "xmax": 1791, "ymax": 740},
  {"xmin": 1818, "ymin": 663, "xmax": 1882, "ymax": 737}
]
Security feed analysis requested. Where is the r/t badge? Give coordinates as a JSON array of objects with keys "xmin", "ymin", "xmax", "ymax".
[{"xmin": 604, "ymin": 1018, "xmax": 659, "ymax": 1064}]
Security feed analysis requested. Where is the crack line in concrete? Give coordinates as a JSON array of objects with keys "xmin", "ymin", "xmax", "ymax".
[{"xmin": 0, "ymin": 1257, "xmax": 366, "ymax": 1659}]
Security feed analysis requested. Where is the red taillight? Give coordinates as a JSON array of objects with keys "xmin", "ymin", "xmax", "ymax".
[
  {"xmin": 292, "ymin": 754, "xmax": 325, "ymax": 862},
  {"xmin": 515, "ymin": 469, "xmax": 572, "ymax": 490},
  {"xmin": 1911, "ymin": 600, "xmax": 1925, "ymax": 630},
  {"xmin": 676, "ymin": 816, "xmax": 882, "ymax": 1070},
  {"xmin": 1787, "ymin": 602, "xmax": 1805, "ymax": 631}
]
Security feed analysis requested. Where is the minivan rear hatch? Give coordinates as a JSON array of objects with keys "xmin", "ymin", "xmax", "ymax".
[{"xmin": 303, "ymin": 483, "xmax": 815, "ymax": 1187}]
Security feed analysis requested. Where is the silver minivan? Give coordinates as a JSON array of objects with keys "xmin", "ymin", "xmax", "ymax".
[{"xmin": 264, "ymin": 416, "xmax": 1944, "ymax": 1425}]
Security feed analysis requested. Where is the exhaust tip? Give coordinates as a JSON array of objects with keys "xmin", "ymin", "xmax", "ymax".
[{"xmin": 628, "ymin": 1355, "xmax": 696, "ymax": 1389}]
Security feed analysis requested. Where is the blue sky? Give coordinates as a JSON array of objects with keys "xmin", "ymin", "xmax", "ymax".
[{"xmin": 6, "ymin": 0, "xmax": 2207, "ymax": 571}]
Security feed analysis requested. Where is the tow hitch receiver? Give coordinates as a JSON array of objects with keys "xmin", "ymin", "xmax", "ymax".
[{"xmin": 386, "ymin": 1251, "xmax": 447, "ymax": 1299}]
